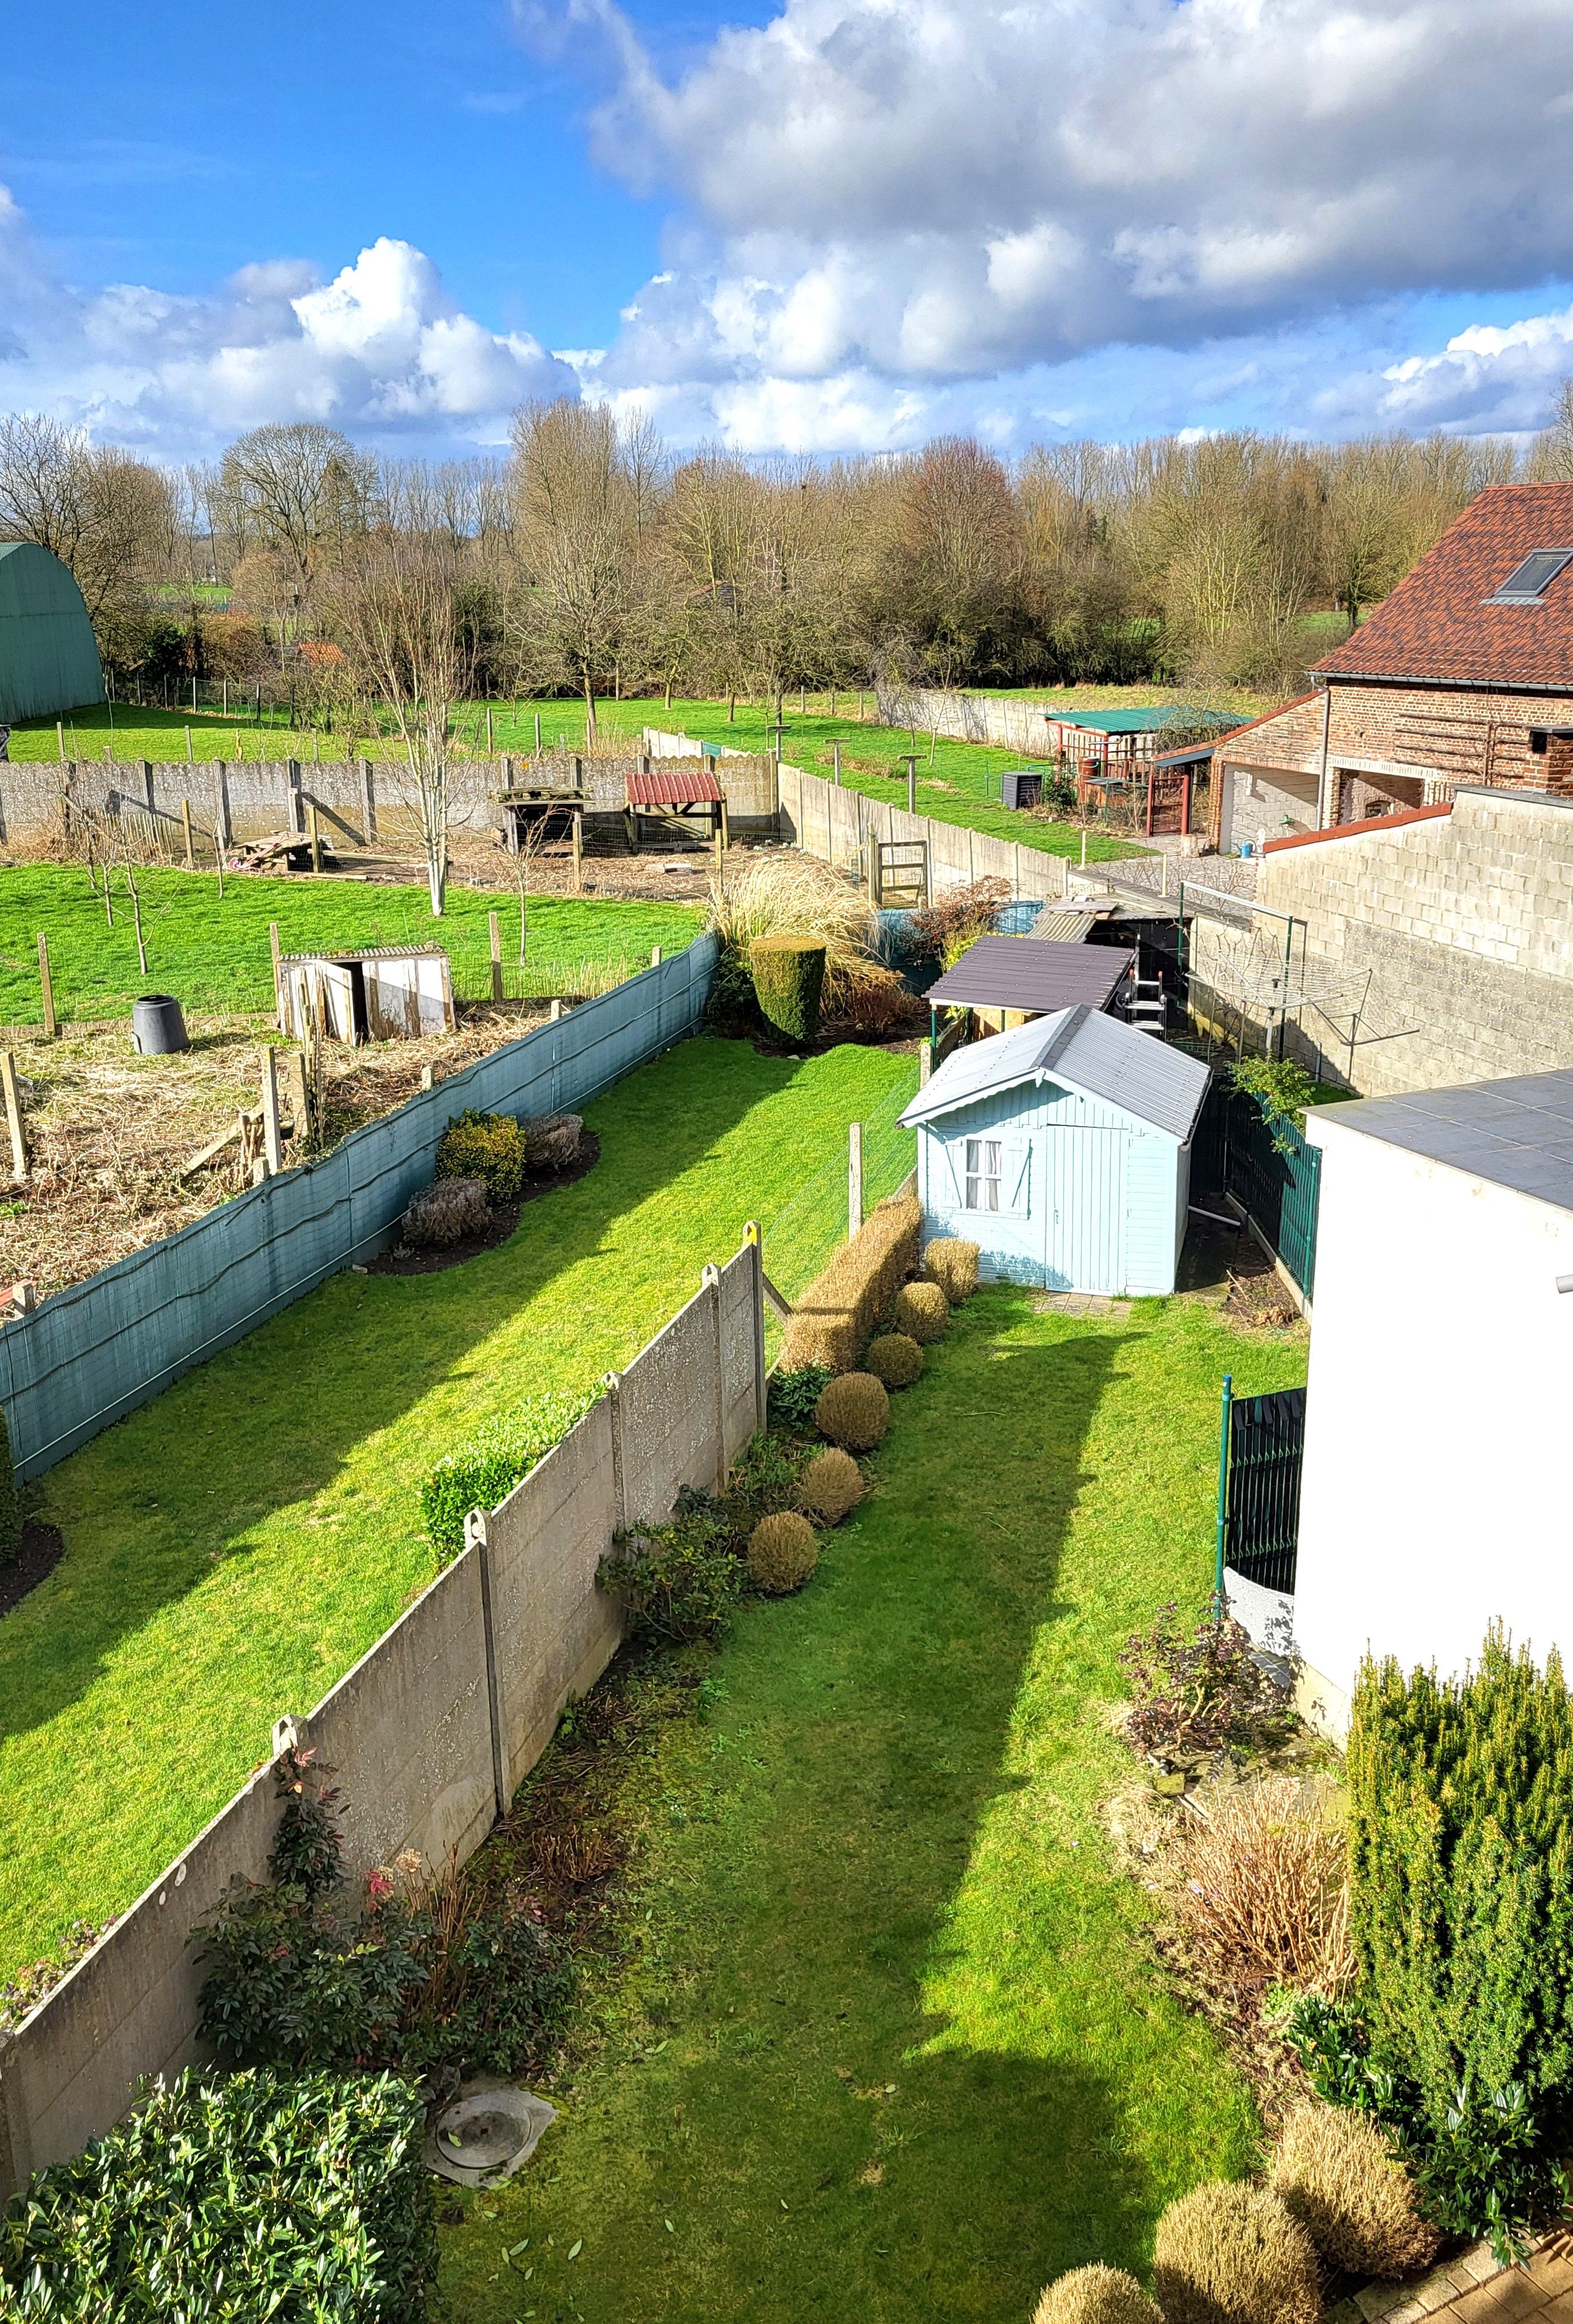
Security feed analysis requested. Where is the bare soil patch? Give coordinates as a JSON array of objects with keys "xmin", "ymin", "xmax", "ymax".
[{"xmin": 0, "ymin": 1523, "xmax": 65, "ymax": 1619}]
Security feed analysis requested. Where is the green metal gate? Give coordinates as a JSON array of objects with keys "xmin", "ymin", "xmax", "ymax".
[{"xmin": 1193, "ymin": 1081, "xmax": 1321, "ymax": 1298}]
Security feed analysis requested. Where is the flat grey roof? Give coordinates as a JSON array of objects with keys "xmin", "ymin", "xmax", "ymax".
[
  {"xmin": 1309, "ymin": 1071, "xmax": 1573, "ymax": 1213},
  {"xmin": 925, "ymin": 935, "xmax": 1126, "ymax": 1014},
  {"xmin": 900, "ymin": 1002, "xmax": 1210, "ymax": 1142}
]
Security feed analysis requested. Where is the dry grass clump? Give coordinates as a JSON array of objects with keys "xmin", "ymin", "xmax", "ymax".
[
  {"xmin": 924, "ymin": 1236, "xmax": 979, "ymax": 1303},
  {"xmin": 1270, "ymin": 2103, "xmax": 1440, "ymax": 2278},
  {"xmin": 893, "ymin": 1280, "xmax": 950, "ymax": 1343},
  {"xmin": 814, "ymin": 1372, "xmax": 890, "ymax": 1451},
  {"xmin": 402, "ymin": 1176, "xmax": 488, "ymax": 1248},
  {"xmin": 747, "ymin": 1511, "xmax": 818, "ymax": 1595},
  {"xmin": 796, "ymin": 1448, "xmax": 865, "ymax": 1524},
  {"xmin": 1153, "ymin": 2181, "xmax": 1319, "ymax": 2324},
  {"xmin": 865, "ymin": 1332, "xmax": 924, "ymax": 1388},
  {"xmin": 781, "ymin": 1191, "xmax": 921, "ymax": 1373},
  {"xmin": 522, "ymin": 1112, "xmax": 583, "ymax": 1172},
  {"xmin": 1032, "ymin": 2264, "xmax": 1162, "ymax": 2324},
  {"xmin": 708, "ymin": 853, "xmax": 878, "ymax": 1012},
  {"xmin": 839, "ymin": 964, "xmax": 923, "ymax": 1034},
  {"xmin": 1168, "ymin": 1775, "xmax": 1355, "ymax": 2001}
]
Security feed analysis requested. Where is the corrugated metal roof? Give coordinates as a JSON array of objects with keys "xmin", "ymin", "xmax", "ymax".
[
  {"xmin": 1307, "ymin": 1071, "xmax": 1573, "ymax": 1215},
  {"xmin": 924, "ymin": 935, "xmax": 1125, "ymax": 1013},
  {"xmin": 627, "ymin": 766, "xmax": 723, "ymax": 806},
  {"xmin": 900, "ymin": 1005, "xmax": 1211, "ymax": 1141},
  {"xmin": 1043, "ymin": 706, "xmax": 1239, "ymax": 734},
  {"xmin": 1031, "ymin": 910, "xmax": 1098, "ymax": 943}
]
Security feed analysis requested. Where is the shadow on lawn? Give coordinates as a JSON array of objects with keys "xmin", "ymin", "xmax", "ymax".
[{"xmin": 0, "ymin": 1035, "xmax": 798, "ymax": 1750}]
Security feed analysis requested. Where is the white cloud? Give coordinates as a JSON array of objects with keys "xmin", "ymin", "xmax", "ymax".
[{"xmin": 0, "ymin": 200, "xmax": 576, "ymax": 457}]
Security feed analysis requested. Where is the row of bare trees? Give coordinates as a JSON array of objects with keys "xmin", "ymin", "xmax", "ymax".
[{"xmin": 7, "ymin": 388, "xmax": 1573, "ymax": 798}]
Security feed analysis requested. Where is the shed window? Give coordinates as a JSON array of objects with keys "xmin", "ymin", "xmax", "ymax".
[{"xmin": 964, "ymin": 1137, "xmax": 1002, "ymax": 1211}]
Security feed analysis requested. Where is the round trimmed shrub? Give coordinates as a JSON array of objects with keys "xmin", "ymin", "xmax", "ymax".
[
  {"xmin": 1270, "ymin": 2102, "xmax": 1440, "ymax": 2278},
  {"xmin": 1154, "ymin": 2183, "xmax": 1319, "ymax": 2324},
  {"xmin": 748, "ymin": 935, "xmax": 827, "ymax": 1042},
  {"xmin": 797, "ymin": 1448, "xmax": 865, "ymax": 1524},
  {"xmin": 815, "ymin": 1372, "xmax": 890, "ymax": 1451},
  {"xmin": 893, "ymin": 1281, "xmax": 950, "ymax": 1344},
  {"xmin": 924, "ymin": 1236, "xmax": 979, "ymax": 1304},
  {"xmin": 1032, "ymin": 2264, "xmax": 1163, "ymax": 2324},
  {"xmin": 435, "ymin": 1108, "xmax": 526, "ymax": 1204},
  {"xmin": 747, "ymin": 1511, "xmax": 818, "ymax": 1595},
  {"xmin": 865, "ymin": 1332, "xmax": 924, "ymax": 1388}
]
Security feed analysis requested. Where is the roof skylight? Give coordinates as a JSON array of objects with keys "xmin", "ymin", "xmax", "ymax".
[{"xmin": 1486, "ymin": 548, "xmax": 1573, "ymax": 604}]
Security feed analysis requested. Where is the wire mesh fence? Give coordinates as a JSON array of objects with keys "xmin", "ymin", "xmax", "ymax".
[{"xmin": 758, "ymin": 1067, "xmax": 919, "ymax": 1359}]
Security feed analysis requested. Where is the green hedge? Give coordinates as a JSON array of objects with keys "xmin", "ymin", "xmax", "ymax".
[
  {"xmin": 748, "ymin": 936, "xmax": 826, "ymax": 1042},
  {"xmin": 421, "ymin": 1388, "xmax": 596, "ymax": 1567},
  {"xmin": 0, "ymin": 2067, "xmax": 435, "ymax": 2320}
]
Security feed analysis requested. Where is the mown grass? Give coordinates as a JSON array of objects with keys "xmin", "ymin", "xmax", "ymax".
[
  {"xmin": 0, "ymin": 865, "xmax": 703, "ymax": 1027},
  {"xmin": 0, "ymin": 1035, "xmax": 915, "ymax": 1979},
  {"xmin": 438, "ymin": 1286, "xmax": 1307, "ymax": 2322}
]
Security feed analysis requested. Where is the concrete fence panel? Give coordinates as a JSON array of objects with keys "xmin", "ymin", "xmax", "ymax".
[{"xmin": 620, "ymin": 1281, "xmax": 726, "ymax": 1522}]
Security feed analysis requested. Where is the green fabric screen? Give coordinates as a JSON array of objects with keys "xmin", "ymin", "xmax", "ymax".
[{"xmin": 0, "ymin": 542, "xmax": 106, "ymax": 722}]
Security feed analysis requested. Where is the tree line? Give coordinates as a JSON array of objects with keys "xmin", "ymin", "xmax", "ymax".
[{"xmin": 5, "ymin": 389, "xmax": 1573, "ymax": 727}]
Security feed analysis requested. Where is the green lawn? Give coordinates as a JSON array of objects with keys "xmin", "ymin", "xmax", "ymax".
[
  {"xmin": 0, "ymin": 1036, "xmax": 915, "ymax": 1979},
  {"xmin": 438, "ymin": 1287, "xmax": 1306, "ymax": 2322},
  {"xmin": 0, "ymin": 865, "xmax": 704, "ymax": 1027}
]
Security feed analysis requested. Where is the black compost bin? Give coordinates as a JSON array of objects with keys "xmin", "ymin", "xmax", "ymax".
[{"xmin": 132, "ymin": 994, "xmax": 190, "ymax": 1055}]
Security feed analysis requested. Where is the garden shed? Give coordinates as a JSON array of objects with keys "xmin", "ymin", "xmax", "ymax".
[
  {"xmin": 899, "ymin": 1007, "xmax": 1210, "ymax": 1294},
  {"xmin": 0, "ymin": 542, "xmax": 105, "ymax": 721},
  {"xmin": 279, "ymin": 946, "xmax": 454, "ymax": 1043}
]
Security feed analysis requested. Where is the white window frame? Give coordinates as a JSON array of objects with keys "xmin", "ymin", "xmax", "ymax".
[{"xmin": 963, "ymin": 1134, "xmax": 1003, "ymax": 1213}]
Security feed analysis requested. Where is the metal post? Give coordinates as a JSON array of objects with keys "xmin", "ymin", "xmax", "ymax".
[
  {"xmin": 928, "ymin": 1002, "xmax": 939, "ymax": 1076},
  {"xmin": 260, "ymin": 1047, "xmax": 284, "ymax": 1176},
  {"xmin": 489, "ymin": 910, "xmax": 503, "ymax": 1004},
  {"xmin": 902, "ymin": 754, "xmax": 917, "ymax": 814},
  {"xmin": 1214, "ymin": 1373, "xmax": 1233, "ymax": 1612},
  {"xmin": 1279, "ymin": 916, "xmax": 1294, "ymax": 1059},
  {"xmin": 848, "ymin": 1121, "xmax": 863, "ymax": 1240},
  {"xmin": 36, "ymin": 935, "xmax": 55, "ymax": 1040},
  {"xmin": 833, "ymin": 740, "xmax": 841, "ymax": 787},
  {"xmin": 181, "ymin": 797, "xmax": 194, "ymax": 870}
]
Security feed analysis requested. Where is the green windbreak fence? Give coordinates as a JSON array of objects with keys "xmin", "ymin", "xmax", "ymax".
[
  {"xmin": 759, "ymin": 1068, "xmax": 919, "ymax": 1354},
  {"xmin": 1192, "ymin": 1080, "xmax": 1323, "ymax": 1298}
]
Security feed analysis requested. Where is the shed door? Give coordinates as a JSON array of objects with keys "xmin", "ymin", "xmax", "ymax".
[{"xmin": 1044, "ymin": 1128, "xmax": 1128, "ymax": 1295}]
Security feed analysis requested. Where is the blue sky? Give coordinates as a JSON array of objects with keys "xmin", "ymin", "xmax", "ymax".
[{"xmin": 3, "ymin": 0, "xmax": 1572, "ymax": 460}]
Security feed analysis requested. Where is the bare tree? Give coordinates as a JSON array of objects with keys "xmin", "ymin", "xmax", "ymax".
[
  {"xmin": 507, "ymin": 401, "xmax": 649, "ymax": 740},
  {"xmin": 216, "ymin": 423, "xmax": 373, "ymax": 606},
  {"xmin": 0, "ymin": 414, "xmax": 175, "ymax": 628},
  {"xmin": 321, "ymin": 480, "xmax": 476, "ymax": 915},
  {"xmin": 1530, "ymin": 379, "xmax": 1573, "ymax": 481}
]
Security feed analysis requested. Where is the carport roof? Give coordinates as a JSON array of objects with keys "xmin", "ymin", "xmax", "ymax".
[
  {"xmin": 925, "ymin": 935, "xmax": 1126, "ymax": 1015},
  {"xmin": 899, "ymin": 1003, "xmax": 1211, "ymax": 1141},
  {"xmin": 1305, "ymin": 1072, "xmax": 1573, "ymax": 1213}
]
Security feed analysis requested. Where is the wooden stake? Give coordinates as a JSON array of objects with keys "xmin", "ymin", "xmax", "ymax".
[
  {"xmin": 269, "ymin": 922, "xmax": 283, "ymax": 1030},
  {"xmin": 185, "ymin": 725, "xmax": 193, "ymax": 763},
  {"xmin": 572, "ymin": 812, "xmax": 583, "ymax": 892},
  {"xmin": 550, "ymin": 998, "xmax": 563, "ymax": 1023},
  {"xmin": 651, "ymin": 944, "xmax": 663, "ymax": 968},
  {"xmin": 181, "ymin": 796, "xmax": 194, "ymax": 869},
  {"xmin": 486, "ymin": 705, "xmax": 494, "ymax": 753},
  {"xmin": 36, "ymin": 934, "xmax": 55, "ymax": 1038},
  {"xmin": 260, "ymin": 1047, "xmax": 283, "ymax": 1176},
  {"xmin": 1, "ymin": 1053, "xmax": 28, "ymax": 1181},
  {"xmin": 489, "ymin": 910, "xmax": 503, "ymax": 1004},
  {"xmin": 307, "ymin": 800, "xmax": 322, "ymax": 874}
]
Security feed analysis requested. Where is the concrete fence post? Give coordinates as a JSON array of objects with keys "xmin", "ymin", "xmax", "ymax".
[
  {"xmin": 465, "ymin": 1509, "xmax": 508, "ymax": 1823},
  {"xmin": 0, "ymin": 2027, "xmax": 31, "ymax": 2203},
  {"xmin": 742, "ymin": 1223, "xmax": 767, "ymax": 1436},
  {"xmin": 702, "ymin": 1262, "xmax": 727, "ymax": 1492},
  {"xmin": 603, "ymin": 1370, "xmax": 626, "ymax": 1534}
]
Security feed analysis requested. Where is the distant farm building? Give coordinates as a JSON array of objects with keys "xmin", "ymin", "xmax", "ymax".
[{"xmin": 0, "ymin": 543, "xmax": 105, "ymax": 722}]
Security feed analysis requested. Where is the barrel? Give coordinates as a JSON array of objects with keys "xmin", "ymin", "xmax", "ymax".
[{"xmin": 132, "ymin": 995, "xmax": 190, "ymax": 1055}]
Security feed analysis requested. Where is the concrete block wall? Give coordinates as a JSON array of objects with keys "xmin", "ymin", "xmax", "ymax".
[
  {"xmin": 0, "ymin": 1243, "xmax": 765, "ymax": 2196},
  {"xmin": 1187, "ymin": 790, "xmax": 1573, "ymax": 1095},
  {"xmin": 775, "ymin": 762, "xmax": 1068, "ymax": 904}
]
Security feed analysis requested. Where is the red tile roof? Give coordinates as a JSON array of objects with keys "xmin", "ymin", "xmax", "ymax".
[
  {"xmin": 1263, "ymin": 803, "xmax": 1453, "ymax": 854},
  {"xmin": 1316, "ymin": 484, "xmax": 1573, "ymax": 691},
  {"xmin": 626, "ymin": 765, "xmax": 722, "ymax": 806}
]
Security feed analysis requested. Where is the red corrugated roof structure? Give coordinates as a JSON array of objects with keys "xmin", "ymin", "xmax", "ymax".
[
  {"xmin": 626, "ymin": 765, "xmax": 723, "ymax": 807},
  {"xmin": 1316, "ymin": 483, "xmax": 1573, "ymax": 691}
]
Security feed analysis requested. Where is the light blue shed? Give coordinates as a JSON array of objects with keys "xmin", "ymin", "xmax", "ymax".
[{"xmin": 899, "ymin": 1007, "xmax": 1211, "ymax": 1295}]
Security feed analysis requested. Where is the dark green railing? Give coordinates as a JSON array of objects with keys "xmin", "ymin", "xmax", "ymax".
[{"xmin": 1193, "ymin": 1081, "xmax": 1322, "ymax": 1298}]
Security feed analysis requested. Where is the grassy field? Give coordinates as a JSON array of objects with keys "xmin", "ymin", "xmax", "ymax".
[
  {"xmin": 438, "ymin": 1285, "xmax": 1307, "ymax": 2322},
  {"xmin": 0, "ymin": 1035, "xmax": 915, "ymax": 1980},
  {"xmin": 0, "ymin": 866, "xmax": 704, "ymax": 1027}
]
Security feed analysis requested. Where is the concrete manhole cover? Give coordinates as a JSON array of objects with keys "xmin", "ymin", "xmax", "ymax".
[{"xmin": 426, "ymin": 2084, "xmax": 557, "ymax": 2187}]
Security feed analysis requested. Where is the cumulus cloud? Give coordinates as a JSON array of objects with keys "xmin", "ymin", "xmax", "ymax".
[{"xmin": 0, "ymin": 197, "xmax": 576, "ymax": 457}]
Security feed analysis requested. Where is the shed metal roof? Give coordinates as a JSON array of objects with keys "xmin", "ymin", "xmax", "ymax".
[
  {"xmin": 900, "ymin": 1005, "xmax": 1211, "ymax": 1141},
  {"xmin": 1305, "ymin": 1071, "xmax": 1573, "ymax": 1214},
  {"xmin": 1041, "ymin": 706, "xmax": 1239, "ymax": 735},
  {"xmin": 924, "ymin": 934, "xmax": 1126, "ymax": 1014}
]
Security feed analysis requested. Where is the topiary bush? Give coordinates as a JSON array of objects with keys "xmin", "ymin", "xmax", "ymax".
[
  {"xmin": 0, "ymin": 2067, "xmax": 436, "ymax": 2321},
  {"xmin": 435, "ymin": 1107, "xmax": 526, "ymax": 1203},
  {"xmin": 924, "ymin": 1235, "xmax": 979, "ymax": 1304},
  {"xmin": 1032, "ymin": 2263, "xmax": 1163, "ymax": 2324},
  {"xmin": 893, "ymin": 1280, "xmax": 950, "ymax": 1344},
  {"xmin": 1270, "ymin": 2101, "xmax": 1440, "ymax": 2278},
  {"xmin": 422, "ymin": 1389, "xmax": 596, "ymax": 1567},
  {"xmin": 1154, "ymin": 2182, "xmax": 1319, "ymax": 2324},
  {"xmin": 865, "ymin": 1332, "xmax": 924, "ymax": 1388},
  {"xmin": 747, "ymin": 1511, "xmax": 818, "ymax": 1595},
  {"xmin": 781, "ymin": 1193, "xmax": 922, "ymax": 1374},
  {"xmin": 0, "ymin": 1403, "xmax": 17, "ymax": 1562},
  {"xmin": 815, "ymin": 1372, "xmax": 889, "ymax": 1451},
  {"xmin": 748, "ymin": 935, "xmax": 827, "ymax": 1042},
  {"xmin": 402, "ymin": 1174, "xmax": 488, "ymax": 1249},
  {"xmin": 797, "ymin": 1447, "xmax": 864, "ymax": 1524}
]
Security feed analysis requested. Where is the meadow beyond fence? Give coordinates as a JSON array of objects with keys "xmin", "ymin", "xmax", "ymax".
[
  {"xmin": 0, "ymin": 935, "xmax": 718, "ymax": 1477},
  {"xmin": 0, "ymin": 1242, "xmax": 765, "ymax": 2200}
]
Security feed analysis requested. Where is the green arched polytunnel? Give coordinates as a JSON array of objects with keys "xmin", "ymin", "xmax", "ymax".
[{"xmin": 0, "ymin": 542, "xmax": 105, "ymax": 721}]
